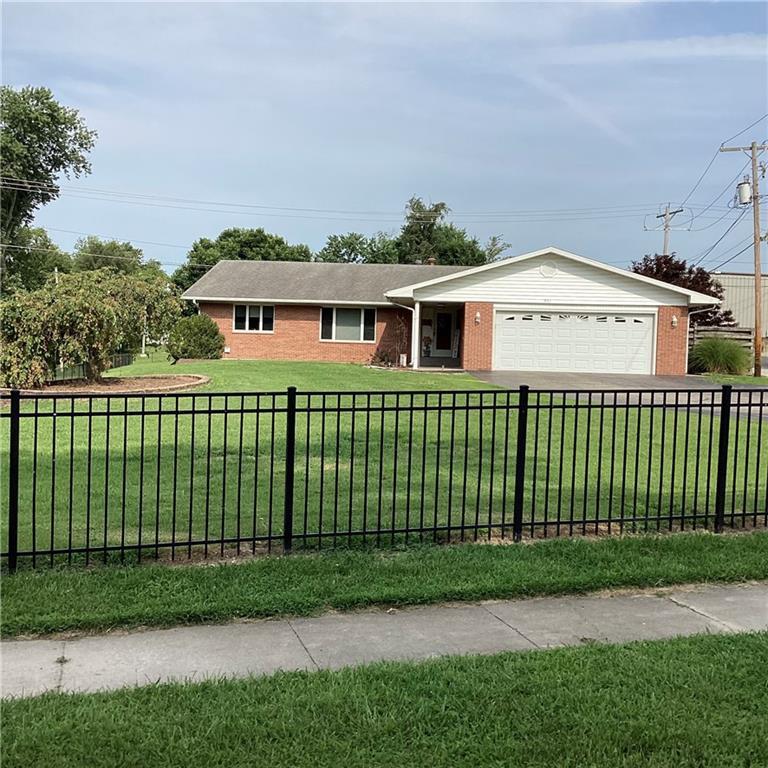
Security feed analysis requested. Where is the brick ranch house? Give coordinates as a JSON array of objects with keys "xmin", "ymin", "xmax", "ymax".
[{"xmin": 182, "ymin": 247, "xmax": 719, "ymax": 375}]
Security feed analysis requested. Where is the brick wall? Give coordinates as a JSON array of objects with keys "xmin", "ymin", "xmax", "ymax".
[
  {"xmin": 200, "ymin": 302, "xmax": 411, "ymax": 365},
  {"xmin": 655, "ymin": 305, "xmax": 689, "ymax": 375},
  {"xmin": 461, "ymin": 302, "xmax": 494, "ymax": 370}
]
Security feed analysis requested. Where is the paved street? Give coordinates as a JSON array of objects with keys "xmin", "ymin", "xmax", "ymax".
[{"xmin": 3, "ymin": 581, "xmax": 766, "ymax": 699}]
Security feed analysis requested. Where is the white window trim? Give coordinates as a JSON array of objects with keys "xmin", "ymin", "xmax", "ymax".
[
  {"xmin": 232, "ymin": 303, "xmax": 275, "ymax": 334},
  {"xmin": 319, "ymin": 306, "xmax": 377, "ymax": 344}
]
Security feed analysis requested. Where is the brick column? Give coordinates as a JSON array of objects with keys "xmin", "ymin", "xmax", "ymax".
[
  {"xmin": 462, "ymin": 302, "xmax": 494, "ymax": 370},
  {"xmin": 655, "ymin": 306, "xmax": 689, "ymax": 375}
]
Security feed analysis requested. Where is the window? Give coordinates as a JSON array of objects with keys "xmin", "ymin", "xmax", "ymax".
[
  {"xmin": 320, "ymin": 307, "xmax": 376, "ymax": 342},
  {"xmin": 614, "ymin": 316, "xmax": 627, "ymax": 324},
  {"xmin": 233, "ymin": 304, "xmax": 274, "ymax": 333}
]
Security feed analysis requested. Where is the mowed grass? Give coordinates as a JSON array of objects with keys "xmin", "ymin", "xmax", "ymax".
[
  {"xmin": 4, "ymin": 632, "xmax": 768, "ymax": 768},
  {"xmin": 108, "ymin": 353, "xmax": 490, "ymax": 392},
  {"xmin": 3, "ymin": 532, "xmax": 767, "ymax": 637},
  {"xmin": 1, "ymin": 359, "xmax": 767, "ymax": 564}
]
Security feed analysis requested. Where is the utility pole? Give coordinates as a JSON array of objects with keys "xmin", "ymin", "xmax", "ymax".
[
  {"xmin": 656, "ymin": 204, "xmax": 684, "ymax": 256},
  {"xmin": 720, "ymin": 140, "xmax": 767, "ymax": 377}
]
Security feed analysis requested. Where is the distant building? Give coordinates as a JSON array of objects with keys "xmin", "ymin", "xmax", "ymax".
[{"xmin": 715, "ymin": 272, "xmax": 768, "ymax": 341}]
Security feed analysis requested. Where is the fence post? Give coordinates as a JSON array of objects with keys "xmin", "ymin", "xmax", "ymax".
[
  {"xmin": 713, "ymin": 384, "xmax": 732, "ymax": 534},
  {"xmin": 512, "ymin": 385, "xmax": 529, "ymax": 543},
  {"xmin": 7, "ymin": 389, "xmax": 20, "ymax": 573},
  {"xmin": 283, "ymin": 386, "xmax": 297, "ymax": 553}
]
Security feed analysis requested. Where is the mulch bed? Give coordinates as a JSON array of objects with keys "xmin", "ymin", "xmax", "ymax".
[{"xmin": 3, "ymin": 374, "xmax": 209, "ymax": 396}]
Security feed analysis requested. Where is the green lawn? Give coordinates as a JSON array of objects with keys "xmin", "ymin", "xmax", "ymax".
[
  {"xmin": 703, "ymin": 372, "xmax": 768, "ymax": 387},
  {"xmin": 3, "ymin": 632, "xmax": 767, "ymax": 768},
  {"xmin": 3, "ymin": 532, "xmax": 767, "ymax": 637},
  {"xmin": 108, "ymin": 351, "xmax": 489, "ymax": 392},
  {"xmin": 2, "ymin": 359, "xmax": 766, "ymax": 565}
]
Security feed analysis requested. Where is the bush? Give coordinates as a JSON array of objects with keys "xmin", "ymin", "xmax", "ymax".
[
  {"xmin": 167, "ymin": 314, "xmax": 225, "ymax": 361},
  {"xmin": 689, "ymin": 338, "xmax": 751, "ymax": 375}
]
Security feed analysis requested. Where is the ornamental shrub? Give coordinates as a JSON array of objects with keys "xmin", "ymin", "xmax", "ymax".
[
  {"xmin": 167, "ymin": 314, "xmax": 224, "ymax": 361},
  {"xmin": 688, "ymin": 338, "xmax": 751, "ymax": 375}
]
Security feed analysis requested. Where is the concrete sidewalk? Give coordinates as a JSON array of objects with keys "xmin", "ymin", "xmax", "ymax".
[{"xmin": 3, "ymin": 582, "xmax": 766, "ymax": 699}]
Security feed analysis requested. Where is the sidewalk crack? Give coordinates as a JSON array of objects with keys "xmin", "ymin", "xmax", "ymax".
[
  {"xmin": 54, "ymin": 641, "xmax": 67, "ymax": 692},
  {"xmin": 286, "ymin": 620, "xmax": 319, "ymax": 671},
  {"xmin": 664, "ymin": 596, "xmax": 741, "ymax": 632},
  {"xmin": 480, "ymin": 604, "xmax": 541, "ymax": 649}
]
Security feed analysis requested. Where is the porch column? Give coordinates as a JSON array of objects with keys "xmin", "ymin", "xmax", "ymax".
[{"xmin": 411, "ymin": 301, "xmax": 421, "ymax": 368}]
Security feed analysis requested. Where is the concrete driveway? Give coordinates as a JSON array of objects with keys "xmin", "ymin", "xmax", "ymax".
[
  {"xmin": 470, "ymin": 371, "xmax": 767, "ymax": 391},
  {"xmin": 469, "ymin": 372, "xmax": 767, "ymax": 416}
]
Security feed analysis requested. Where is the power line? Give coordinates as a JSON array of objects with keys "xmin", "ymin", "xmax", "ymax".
[
  {"xmin": 46, "ymin": 227, "xmax": 189, "ymax": 250},
  {"xmin": 721, "ymin": 113, "xmax": 768, "ymax": 146},
  {"xmin": 710, "ymin": 242, "xmax": 754, "ymax": 272},
  {"xmin": 686, "ymin": 205, "xmax": 738, "ymax": 232},
  {"xmin": 0, "ymin": 242, "xmax": 212, "ymax": 272},
  {"xmin": 686, "ymin": 158, "xmax": 752, "ymax": 227},
  {"xmin": 691, "ymin": 207, "xmax": 750, "ymax": 267},
  {"xmin": 678, "ymin": 114, "xmax": 768, "ymax": 206},
  {"xmin": 0, "ymin": 176, "xmax": 733, "ymax": 224}
]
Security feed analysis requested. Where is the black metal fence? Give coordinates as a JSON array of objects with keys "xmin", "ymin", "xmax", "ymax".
[
  {"xmin": 45, "ymin": 353, "xmax": 136, "ymax": 383},
  {"xmin": 2, "ymin": 385, "xmax": 767, "ymax": 570}
]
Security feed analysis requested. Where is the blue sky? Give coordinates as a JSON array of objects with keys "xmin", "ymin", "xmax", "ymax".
[{"xmin": 3, "ymin": 1, "xmax": 767, "ymax": 273}]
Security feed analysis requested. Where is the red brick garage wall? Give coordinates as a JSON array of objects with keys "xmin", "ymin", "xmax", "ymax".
[
  {"xmin": 655, "ymin": 306, "xmax": 689, "ymax": 375},
  {"xmin": 199, "ymin": 302, "xmax": 411, "ymax": 364},
  {"xmin": 461, "ymin": 302, "xmax": 494, "ymax": 370}
]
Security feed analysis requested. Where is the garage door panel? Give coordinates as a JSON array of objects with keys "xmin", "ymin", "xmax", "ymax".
[{"xmin": 494, "ymin": 311, "xmax": 654, "ymax": 374}]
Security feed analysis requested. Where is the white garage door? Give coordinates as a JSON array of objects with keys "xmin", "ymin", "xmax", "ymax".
[{"xmin": 494, "ymin": 310, "xmax": 655, "ymax": 373}]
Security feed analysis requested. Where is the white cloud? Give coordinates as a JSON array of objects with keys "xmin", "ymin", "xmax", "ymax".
[
  {"xmin": 545, "ymin": 33, "xmax": 768, "ymax": 64},
  {"xmin": 515, "ymin": 70, "xmax": 634, "ymax": 147}
]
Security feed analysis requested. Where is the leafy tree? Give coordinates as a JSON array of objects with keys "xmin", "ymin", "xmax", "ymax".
[
  {"xmin": 358, "ymin": 232, "xmax": 400, "ymax": 264},
  {"xmin": 484, "ymin": 234, "xmax": 512, "ymax": 262},
  {"xmin": 106, "ymin": 271, "xmax": 183, "ymax": 350},
  {"xmin": 0, "ymin": 270, "xmax": 182, "ymax": 387},
  {"xmin": 430, "ymin": 224, "xmax": 487, "ymax": 266},
  {"xmin": 1, "ymin": 226, "xmax": 72, "ymax": 293},
  {"xmin": 0, "ymin": 86, "xmax": 96, "ymax": 281},
  {"xmin": 71, "ymin": 236, "xmax": 144, "ymax": 274},
  {"xmin": 0, "ymin": 289, "xmax": 54, "ymax": 388},
  {"xmin": 631, "ymin": 253, "xmax": 734, "ymax": 327},
  {"xmin": 316, "ymin": 233, "xmax": 372, "ymax": 263},
  {"xmin": 172, "ymin": 227, "xmax": 312, "ymax": 293},
  {"xmin": 396, "ymin": 196, "xmax": 450, "ymax": 264}
]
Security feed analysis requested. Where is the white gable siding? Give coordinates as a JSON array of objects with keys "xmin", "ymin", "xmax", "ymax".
[{"xmin": 413, "ymin": 254, "xmax": 686, "ymax": 306}]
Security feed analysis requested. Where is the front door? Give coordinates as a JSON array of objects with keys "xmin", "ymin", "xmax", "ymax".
[{"xmin": 433, "ymin": 311, "xmax": 454, "ymax": 357}]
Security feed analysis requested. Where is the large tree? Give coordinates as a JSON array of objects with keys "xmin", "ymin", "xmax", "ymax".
[
  {"xmin": 396, "ymin": 196, "xmax": 450, "ymax": 264},
  {"xmin": 631, "ymin": 253, "xmax": 734, "ymax": 326},
  {"xmin": 316, "ymin": 233, "xmax": 373, "ymax": 264},
  {"xmin": 72, "ymin": 236, "xmax": 144, "ymax": 274},
  {"xmin": 317, "ymin": 202, "xmax": 507, "ymax": 267},
  {"xmin": 0, "ymin": 86, "xmax": 96, "ymax": 258},
  {"xmin": 0, "ymin": 270, "xmax": 182, "ymax": 387},
  {"xmin": 430, "ymin": 223, "xmax": 487, "ymax": 266},
  {"xmin": 172, "ymin": 227, "xmax": 312, "ymax": 293},
  {"xmin": 1, "ymin": 226, "xmax": 72, "ymax": 293}
]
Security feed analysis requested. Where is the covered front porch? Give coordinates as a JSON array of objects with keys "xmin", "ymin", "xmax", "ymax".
[{"xmin": 410, "ymin": 302, "xmax": 464, "ymax": 369}]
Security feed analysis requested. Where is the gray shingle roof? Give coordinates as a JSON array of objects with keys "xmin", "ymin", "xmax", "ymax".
[{"xmin": 182, "ymin": 260, "xmax": 471, "ymax": 304}]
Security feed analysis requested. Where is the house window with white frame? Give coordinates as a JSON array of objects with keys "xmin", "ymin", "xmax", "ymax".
[
  {"xmin": 233, "ymin": 304, "xmax": 274, "ymax": 332},
  {"xmin": 320, "ymin": 307, "xmax": 376, "ymax": 342}
]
